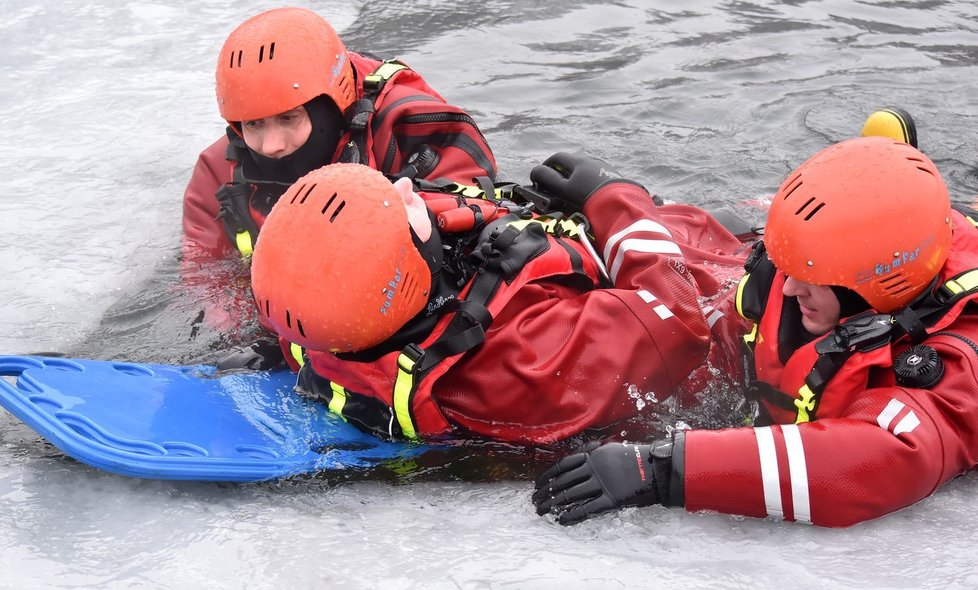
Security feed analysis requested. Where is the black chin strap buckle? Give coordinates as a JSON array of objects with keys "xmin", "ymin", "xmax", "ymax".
[{"xmin": 816, "ymin": 313, "xmax": 895, "ymax": 354}]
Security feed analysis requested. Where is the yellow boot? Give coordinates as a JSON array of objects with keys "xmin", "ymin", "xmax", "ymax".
[{"xmin": 861, "ymin": 107, "xmax": 918, "ymax": 148}]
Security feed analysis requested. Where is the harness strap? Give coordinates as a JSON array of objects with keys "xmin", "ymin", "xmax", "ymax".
[
  {"xmin": 340, "ymin": 60, "xmax": 409, "ymax": 166},
  {"xmin": 390, "ymin": 219, "xmax": 552, "ymax": 440},
  {"xmin": 769, "ymin": 269, "xmax": 978, "ymax": 422}
]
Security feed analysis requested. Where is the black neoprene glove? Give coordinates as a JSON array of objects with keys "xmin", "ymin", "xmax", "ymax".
[
  {"xmin": 215, "ymin": 337, "xmax": 285, "ymax": 371},
  {"xmin": 529, "ymin": 152, "xmax": 644, "ymax": 213},
  {"xmin": 533, "ymin": 441, "xmax": 674, "ymax": 525}
]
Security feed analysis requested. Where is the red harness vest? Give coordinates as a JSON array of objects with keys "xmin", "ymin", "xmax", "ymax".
[
  {"xmin": 298, "ymin": 216, "xmax": 603, "ymax": 440},
  {"xmin": 740, "ymin": 210, "xmax": 978, "ymax": 424}
]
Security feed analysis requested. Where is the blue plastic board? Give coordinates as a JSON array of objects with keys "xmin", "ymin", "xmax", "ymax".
[{"xmin": 0, "ymin": 355, "xmax": 422, "ymax": 481}]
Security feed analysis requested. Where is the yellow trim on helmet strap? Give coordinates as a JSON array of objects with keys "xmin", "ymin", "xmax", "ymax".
[
  {"xmin": 235, "ymin": 231, "xmax": 254, "ymax": 257},
  {"xmin": 444, "ymin": 183, "xmax": 511, "ymax": 202},
  {"xmin": 506, "ymin": 217, "xmax": 584, "ymax": 238},
  {"xmin": 364, "ymin": 61, "xmax": 407, "ymax": 87},
  {"xmin": 289, "ymin": 342, "xmax": 305, "ymax": 368},
  {"xmin": 393, "ymin": 352, "xmax": 420, "ymax": 441},
  {"xmin": 457, "ymin": 185, "xmax": 485, "ymax": 198},
  {"xmin": 966, "ymin": 216, "xmax": 978, "ymax": 228},
  {"xmin": 735, "ymin": 273, "xmax": 751, "ymax": 319},
  {"xmin": 328, "ymin": 382, "xmax": 348, "ymax": 422},
  {"xmin": 943, "ymin": 270, "xmax": 978, "ymax": 296},
  {"xmin": 742, "ymin": 323, "xmax": 758, "ymax": 347},
  {"xmin": 794, "ymin": 384, "xmax": 816, "ymax": 423}
]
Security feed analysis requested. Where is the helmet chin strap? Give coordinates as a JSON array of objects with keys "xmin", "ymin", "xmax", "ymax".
[{"xmin": 410, "ymin": 213, "xmax": 447, "ymax": 312}]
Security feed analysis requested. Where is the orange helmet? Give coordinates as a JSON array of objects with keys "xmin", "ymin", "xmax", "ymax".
[
  {"xmin": 216, "ymin": 7, "xmax": 356, "ymax": 123},
  {"xmin": 251, "ymin": 164, "xmax": 432, "ymax": 353},
  {"xmin": 765, "ymin": 136, "xmax": 952, "ymax": 313}
]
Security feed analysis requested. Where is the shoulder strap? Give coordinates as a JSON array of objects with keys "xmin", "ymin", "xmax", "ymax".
[
  {"xmin": 339, "ymin": 60, "xmax": 409, "ymax": 165},
  {"xmin": 391, "ymin": 220, "xmax": 552, "ymax": 439},
  {"xmin": 215, "ymin": 133, "xmax": 261, "ymax": 257}
]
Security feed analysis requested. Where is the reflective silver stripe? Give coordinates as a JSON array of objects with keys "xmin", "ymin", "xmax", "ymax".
[
  {"xmin": 876, "ymin": 398, "xmax": 921, "ymax": 436},
  {"xmin": 636, "ymin": 289, "xmax": 674, "ymax": 320},
  {"xmin": 609, "ymin": 238, "xmax": 682, "ymax": 283},
  {"xmin": 876, "ymin": 398, "xmax": 904, "ymax": 429},
  {"xmin": 893, "ymin": 412, "xmax": 921, "ymax": 435},
  {"xmin": 754, "ymin": 426, "xmax": 783, "ymax": 519},
  {"xmin": 603, "ymin": 219, "xmax": 674, "ymax": 261},
  {"xmin": 782, "ymin": 424, "xmax": 811, "ymax": 524},
  {"xmin": 702, "ymin": 305, "xmax": 724, "ymax": 328}
]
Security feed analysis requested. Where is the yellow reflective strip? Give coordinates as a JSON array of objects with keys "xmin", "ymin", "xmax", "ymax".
[
  {"xmin": 742, "ymin": 323, "xmax": 758, "ymax": 346},
  {"xmin": 328, "ymin": 382, "xmax": 348, "ymax": 421},
  {"xmin": 235, "ymin": 231, "xmax": 253, "ymax": 257},
  {"xmin": 506, "ymin": 217, "xmax": 583, "ymax": 236},
  {"xmin": 794, "ymin": 384, "xmax": 816, "ymax": 423},
  {"xmin": 944, "ymin": 270, "xmax": 978, "ymax": 295},
  {"xmin": 735, "ymin": 273, "xmax": 751, "ymax": 319},
  {"xmin": 458, "ymin": 185, "xmax": 484, "ymax": 198},
  {"xmin": 393, "ymin": 353, "xmax": 419, "ymax": 440},
  {"xmin": 556, "ymin": 219, "xmax": 583, "ymax": 237},
  {"xmin": 289, "ymin": 342, "xmax": 305, "ymax": 367},
  {"xmin": 374, "ymin": 61, "xmax": 407, "ymax": 80},
  {"xmin": 967, "ymin": 216, "xmax": 978, "ymax": 228}
]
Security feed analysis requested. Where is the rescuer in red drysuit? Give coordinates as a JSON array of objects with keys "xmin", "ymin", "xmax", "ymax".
[
  {"xmin": 248, "ymin": 156, "xmax": 750, "ymax": 444},
  {"xmin": 535, "ymin": 133, "xmax": 978, "ymax": 528},
  {"xmin": 180, "ymin": 7, "xmax": 496, "ymax": 339}
]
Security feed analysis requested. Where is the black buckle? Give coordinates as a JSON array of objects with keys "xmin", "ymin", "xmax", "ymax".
[
  {"xmin": 816, "ymin": 313, "xmax": 894, "ymax": 354},
  {"xmin": 399, "ymin": 343, "xmax": 425, "ymax": 372}
]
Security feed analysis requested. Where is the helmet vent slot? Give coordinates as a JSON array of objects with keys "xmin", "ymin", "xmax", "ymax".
[
  {"xmin": 880, "ymin": 273, "xmax": 912, "ymax": 295},
  {"xmin": 296, "ymin": 318, "xmax": 306, "ymax": 338},
  {"xmin": 289, "ymin": 183, "xmax": 305, "ymax": 204},
  {"xmin": 285, "ymin": 309, "xmax": 292, "ymax": 329},
  {"xmin": 258, "ymin": 43, "xmax": 276, "ymax": 63},
  {"xmin": 402, "ymin": 272, "xmax": 419, "ymax": 302},
  {"xmin": 794, "ymin": 196, "xmax": 825, "ymax": 221},
  {"xmin": 255, "ymin": 298, "xmax": 269, "ymax": 318},
  {"xmin": 320, "ymin": 192, "xmax": 338, "ymax": 215},
  {"xmin": 916, "ymin": 165, "xmax": 936, "ymax": 177},
  {"xmin": 299, "ymin": 183, "xmax": 316, "ymax": 204},
  {"xmin": 780, "ymin": 175, "xmax": 803, "ymax": 200},
  {"xmin": 328, "ymin": 201, "xmax": 346, "ymax": 223}
]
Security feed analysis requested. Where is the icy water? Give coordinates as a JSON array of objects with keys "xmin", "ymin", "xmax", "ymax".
[{"xmin": 2, "ymin": 0, "xmax": 978, "ymax": 588}]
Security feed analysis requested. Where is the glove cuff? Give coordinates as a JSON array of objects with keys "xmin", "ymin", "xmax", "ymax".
[
  {"xmin": 653, "ymin": 430, "xmax": 686, "ymax": 508},
  {"xmin": 584, "ymin": 180, "xmax": 652, "ymax": 215}
]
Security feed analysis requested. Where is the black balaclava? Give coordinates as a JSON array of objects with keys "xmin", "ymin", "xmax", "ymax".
[
  {"xmin": 830, "ymin": 286, "xmax": 872, "ymax": 319},
  {"xmin": 235, "ymin": 95, "xmax": 346, "ymax": 214}
]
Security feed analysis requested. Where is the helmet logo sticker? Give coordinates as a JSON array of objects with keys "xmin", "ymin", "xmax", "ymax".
[
  {"xmin": 854, "ymin": 234, "xmax": 934, "ymax": 285},
  {"xmin": 332, "ymin": 51, "xmax": 348, "ymax": 80},
  {"xmin": 381, "ymin": 246, "xmax": 408, "ymax": 316}
]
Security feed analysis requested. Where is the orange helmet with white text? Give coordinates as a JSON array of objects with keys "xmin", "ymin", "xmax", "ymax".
[
  {"xmin": 764, "ymin": 136, "xmax": 952, "ymax": 313},
  {"xmin": 216, "ymin": 7, "xmax": 356, "ymax": 123},
  {"xmin": 251, "ymin": 164, "xmax": 432, "ymax": 353}
]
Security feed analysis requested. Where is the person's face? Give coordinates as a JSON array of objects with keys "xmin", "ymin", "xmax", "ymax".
[
  {"xmin": 782, "ymin": 276, "xmax": 841, "ymax": 335},
  {"xmin": 394, "ymin": 177, "xmax": 432, "ymax": 242},
  {"xmin": 240, "ymin": 107, "xmax": 312, "ymax": 158}
]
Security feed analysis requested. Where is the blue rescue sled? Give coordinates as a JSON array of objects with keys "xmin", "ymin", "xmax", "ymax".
[{"xmin": 0, "ymin": 355, "xmax": 422, "ymax": 481}]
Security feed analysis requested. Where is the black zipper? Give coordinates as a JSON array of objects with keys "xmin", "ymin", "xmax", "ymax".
[{"xmin": 930, "ymin": 330, "xmax": 978, "ymax": 356}]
